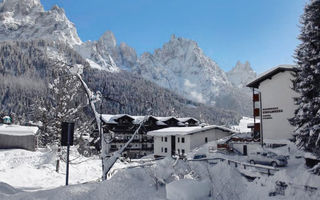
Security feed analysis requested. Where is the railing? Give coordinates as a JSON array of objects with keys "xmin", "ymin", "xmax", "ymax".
[
  {"xmin": 254, "ymin": 108, "xmax": 260, "ymax": 117},
  {"xmin": 253, "ymin": 94, "xmax": 260, "ymax": 101},
  {"xmin": 188, "ymin": 157, "xmax": 279, "ymax": 176},
  {"xmin": 230, "ymin": 138, "xmax": 260, "ymax": 142},
  {"xmin": 112, "ymin": 139, "xmax": 142, "ymax": 143},
  {"xmin": 141, "ymin": 139, "xmax": 153, "ymax": 143},
  {"xmin": 140, "ymin": 147, "xmax": 153, "ymax": 151}
]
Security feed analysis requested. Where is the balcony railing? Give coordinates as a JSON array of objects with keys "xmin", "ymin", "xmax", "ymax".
[
  {"xmin": 254, "ymin": 108, "xmax": 260, "ymax": 117},
  {"xmin": 254, "ymin": 123, "xmax": 260, "ymax": 131},
  {"xmin": 112, "ymin": 138, "xmax": 153, "ymax": 143}
]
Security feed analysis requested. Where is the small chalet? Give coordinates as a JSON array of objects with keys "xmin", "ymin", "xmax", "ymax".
[
  {"xmin": 147, "ymin": 125, "xmax": 235, "ymax": 157},
  {"xmin": 101, "ymin": 114, "xmax": 199, "ymax": 158},
  {"xmin": 246, "ymin": 65, "xmax": 299, "ymax": 143}
]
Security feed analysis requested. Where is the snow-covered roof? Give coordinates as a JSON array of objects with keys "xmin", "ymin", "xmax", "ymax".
[
  {"xmin": 247, "ymin": 65, "xmax": 297, "ymax": 88},
  {"xmin": 101, "ymin": 114, "xmax": 146, "ymax": 125},
  {"xmin": 0, "ymin": 124, "xmax": 39, "ymax": 136},
  {"xmin": 147, "ymin": 125, "xmax": 235, "ymax": 136},
  {"xmin": 304, "ymin": 152, "xmax": 319, "ymax": 159},
  {"xmin": 101, "ymin": 114, "xmax": 127, "ymax": 124},
  {"xmin": 156, "ymin": 121, "xmax": 167, "ymax": 126},
  {"xmin": 176, "ymin": 117, "xmax": 199, "ymax": 123},
  {"xmin": 101, "ymin": 114, "xmax": 199, "ymax": 125},
  {"xmin": 154, "ymin": 116, "xmax": 177, "ymax": 122}
]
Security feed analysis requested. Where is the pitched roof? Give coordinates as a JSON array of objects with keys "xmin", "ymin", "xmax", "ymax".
[
  {"xmin": 246, "ymin": 65, "xmax": 297, "ymax": 88},
  {"xmin": 177, "ymin": 117, "xmax": 199, "ymax": 123},
  {"xmin": 101, "ymin": 114, "xmax": 145, "ymax": 125}
]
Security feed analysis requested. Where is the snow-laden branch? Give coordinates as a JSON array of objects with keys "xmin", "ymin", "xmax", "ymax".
[
  {"xmin": 103, "ymin": 115, "xmax": 150, "ymax": 177},
  {"xmin": 53, "ymin": 59, "xmax": 145, "ymax": 180}
]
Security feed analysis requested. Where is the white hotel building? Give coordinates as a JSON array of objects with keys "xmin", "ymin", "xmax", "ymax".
[
  {"xmin": 246, "ymin": 65, "xmax": 299, "ymax": 143},
  {"xmin": 147, "ymin": 125, "xmax": 234, "ymax": 157}
]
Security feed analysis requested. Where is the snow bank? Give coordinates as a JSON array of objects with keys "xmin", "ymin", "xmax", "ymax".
[
  {"xmin": 1, "ymin": 167, "xmax": 165, "ymax": 200},
  {"xmin": 208, "ymin": 162, "xmax": 248, "ymax": 199},
  {"xmin": 166, "ymin": 179, "xmax": 210, "ymax": 200}
]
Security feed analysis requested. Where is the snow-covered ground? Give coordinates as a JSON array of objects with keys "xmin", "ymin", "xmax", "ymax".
[
  {"xmin": 190, "ymin": 140, "xmax": 320, "ymax": 199},
  {"xmin": 0, "ymin": 147, "xmax": 101, "ymax": 191},
  {"xmin": 1, "ymin": 141, "xmax": 320, "ymax": 199}
]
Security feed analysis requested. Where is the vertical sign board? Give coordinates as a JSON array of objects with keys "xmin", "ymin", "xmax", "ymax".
[
  {"xmin": 61, "ymin": 122, "xmax": 74, "ymax": 146},
  {"xmin": 61, "ymin": 122, "xmax": 75, "ymax": 186}
]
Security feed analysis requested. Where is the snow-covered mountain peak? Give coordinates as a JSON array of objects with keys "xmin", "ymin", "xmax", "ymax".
[
  {"xmin": 0, "ymin": 0, "xmax": 82, "ymax": 46},
  {"xmin": 98, "ymin": 30, "xmax": 117, "ymax": 49},
  {"xmin": 75, "ymin": 30, "xmax": 137, "ymax": 72},
  {"xmin": 0, "ymin": 0, "xmax": 43, "ymax": 14},
  {"xmin": 227, "ymin": 61, "xmax": 257, "ymax": 88},
  {"xmin": 132, "ymin": 35, "xmax": 233, "ymax": 105},
  {"xmin": 50, "ymin": 4, "xmax": 66, "ymax": 15},
  {"xmin": 233, "ymin": 61, "xmax": 253, "ymax": 72},
  {"xmin": 159, "ymin": 35, "xmax": 199, "ymax": 56}
]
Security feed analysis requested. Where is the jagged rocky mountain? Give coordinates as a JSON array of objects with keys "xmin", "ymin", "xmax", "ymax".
[
  {"xmin": 0, "ymin": 0, "xmax": 254, "ymax": 123},
  {"xmin": 132, "ymin": 35, "xmax": 231, "ymax": 104},
  {"xmin": 75, "ymin": 31, "xmax": 137, "ymax": 72},
  {"xmin": 131, "ymin": 35, "xmax": 255, "ymax": 115},
  {"xmin": 227, "ymin": 61, "xmax": 257, "ymax": 88},
  {"xmin": 0, "ymin": 40, "xmax": 241, "ymax": 125}
]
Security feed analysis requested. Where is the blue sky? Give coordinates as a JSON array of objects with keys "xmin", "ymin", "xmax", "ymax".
[{"xmin": 41, "ymin": 0, "xmax": 307, "ymax": 73}]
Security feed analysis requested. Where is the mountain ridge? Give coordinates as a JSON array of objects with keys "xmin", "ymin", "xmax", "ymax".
[{"xmin": 0, "ymin": 0, "xmax": 255, "ymax": 116}]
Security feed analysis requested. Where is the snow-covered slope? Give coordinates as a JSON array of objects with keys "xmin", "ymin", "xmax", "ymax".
[
  {"xmin": 132, "ymin": 35, "xmax": 233, "ymax": 105},
  {"xmin": 227, "ymin": 61, "xmax": 257, "ymax": 88}
]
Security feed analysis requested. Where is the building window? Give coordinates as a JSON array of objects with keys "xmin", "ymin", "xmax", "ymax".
[
  {"xmin": 165, "ymin": 148, "xmax": 167, "ymax": 153},
  {"xmin": 177, "ymin": 137, "xmax": 180, "ymax": 143},
  {"xmin": 177, "ymin": 149, "xmax": 180, "ymax": 154},
  {"xmin": 161, "ymin": 137, "xmax": 163, "ymax": 142},
  {"xmin": 181, "ymin": 137, "xmax": 185, "ymax": 143},
  {"xmin": 182, "ymin": 149, "xmax": 185, "ymax": 154},
  {"xmin": 161, "ymin": 147, "xmax": 163, "ymax": 152},
  {"xmin": 165, "ymin": 137, "xmax": 167, "ymax": 142},
  {"xmin": 205, "ymin": 137, "xmax": 208, "ymax": 143}
]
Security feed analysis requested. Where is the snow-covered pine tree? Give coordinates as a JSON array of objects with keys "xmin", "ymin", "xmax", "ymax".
[
  {"xmin": 290, "ymin": 0, "xmax": 320, "ymax": 157},
  {"xmin": 32, "ymin": 65, "xmax": 83, "ymax": 146}
]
